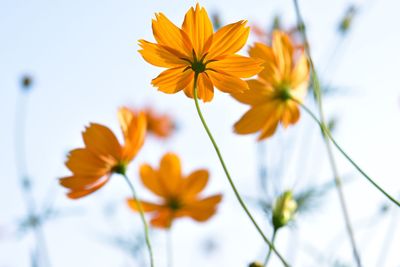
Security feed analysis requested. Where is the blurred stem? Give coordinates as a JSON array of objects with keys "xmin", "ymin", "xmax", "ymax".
[
  {"xmin": 192, "ymin": 72, "xmax": 290, "ymax": 267},
  {"xmin": 122, "ymin": 174, "xmax": 155, "ymax": 267},
  {"xmin": 298, "ymin": 101, "xmax": 400, "ymax": 208},
  {"xmin": 264, "ymin": 229, "xmax": 278, "ymax": 267},
  {"xmin": 167, "ymin": 228, "xmax": 173, "ymax": 267},
  {"xmin": 15, "ymin": 90, "xmax": 51, "ymax": 267},
  {"xmin": 291, "ymin": 1, "xmax": 362, "ymax": 266}
]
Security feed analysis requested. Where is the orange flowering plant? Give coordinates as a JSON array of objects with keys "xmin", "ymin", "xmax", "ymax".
[
  {"xmin": 232, "ymin": 31, "xmax": 310, "ymax": 140},
  {"xmin": 144, "ymin": 108, "xmax": 176, "ymax": 139},
  {"xmin": 59, "ymin": 107, "xmax": 146, "ymax": 198},
  {"xmin": 127, "ymin": 152, "xmax": 222, "ymax": 228},
  {"xmin": 139, "ymin": 3, "xmax": 263, "ymax": 102}
]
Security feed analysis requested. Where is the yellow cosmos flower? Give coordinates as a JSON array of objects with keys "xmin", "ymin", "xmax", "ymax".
[
  {"xmin": 127, "ymin": 152, "xmax": 222, "ymax": 228},
  {"xmin": 232, "ymin": 31, "xmax": 310, "ymax": 140},
  {"xmin": 59, "ymin": 108, "xmax": 147, "ymax": 199},
  {"xmin": 139, "ymin": 3, "xmax": 263, "ymax": 102}
]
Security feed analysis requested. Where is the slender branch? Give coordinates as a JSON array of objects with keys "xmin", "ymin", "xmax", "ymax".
[
  {"xmin": 298, "ymin": 101, "xmax": 400, "ymax": 208},
  {"xmin": 192, "ymin": 72, "xmax": 290, "ymax": 267},
  {"xmin": 291, "ymin": 1, "xmax": 362, "ymax": 266},
  {"xmin": 122, "ymin": 174, "xmax": 155, "ymax": 267},
  {"xmin": 264, "ymin": 229, "xmax": 278, "ymax": 266}
]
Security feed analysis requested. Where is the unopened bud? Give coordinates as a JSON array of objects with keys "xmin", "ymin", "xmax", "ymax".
[
  {"xmin": 272, "ymin": 190, "xmax": 297, "ymax": 230},
  {"xmin": 339, "ymin": 5, "xmax": 357, "ymax": 34},
  {"xmin": 21, "ymin": 75, "xmax": 33, "ymax": 91},
  {"xmin": 249, "ymin": 262, "xmax": 263, "ymax": 267}
]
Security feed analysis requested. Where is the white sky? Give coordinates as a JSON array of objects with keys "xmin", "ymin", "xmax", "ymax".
[{"xmin": 1, "ymin": 0, "xmax": 400, "ymax": 266}]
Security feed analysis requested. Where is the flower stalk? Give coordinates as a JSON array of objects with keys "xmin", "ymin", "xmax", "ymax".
[{"xmin": 192, "ymin": 72, "xmax": 290, "ymax": 267}]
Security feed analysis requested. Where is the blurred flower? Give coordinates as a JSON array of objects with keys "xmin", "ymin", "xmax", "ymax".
[
  {"xmin": 21, "ymin": 75, "xmax": 33, "ymax": 91},
  {"xmin": 272, "ymin": 190, "xmax": 297, "ymax": 230},
  {"xmin": 338, "ymin": 5, "xmax": 357, "ymax": 34},
  {"xmin": 139, "ymin": 3, "xmax": 263, "ymax": 102},
  {"xmin": 144, "ymin": 108, "xmax": 175, "ymax": 138},
  {"xmin": 211, "ymin": 11, "xmax": 222, "ymax": 30},
  {"xmin": 59, "ymin": 108, "xmax": 147, "ymax": 199},
  {"xmin": 127, "ymin": 152, "xmax": 222, "ymax": 228},
  {"xmin": 248, "ymin": 262, "xmax": 263, "ymax": 267},
  {"xmin": 232, "ymin": 31, "xmax": 310, "ymax": 140}
]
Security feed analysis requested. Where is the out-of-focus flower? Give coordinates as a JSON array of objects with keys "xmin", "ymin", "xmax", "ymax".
[
  {"xmin": 339, "ymin": 5, "xmax": 357, "ymax": 34},
  {"xmin": 248, "ymin": 262, "xmax": 263, "ymax": 267},
  {"xmin": 144, "ymin": 108, "xmax": 175, "ymax": 139},
  {"xmin": 272, "ymin": 190, "xmax": 297, "ymax": 230},
  {"xmin": 127, "ymin": 152, "xmax": 222, "ymax": 228},
  {"xmin": 232, "ymin": 31, "xmax": 310, "ymax": 140},
  {"xmin": 21, "ymin": 75, "xmax": 33, "ymax": 91},
  {"xmin": 139, "ymin": 3, "xmax": 263, "ymax": 102},
  {"xmin": 59, "ymin": 108, "xmax": 147, "ymax": 199}
]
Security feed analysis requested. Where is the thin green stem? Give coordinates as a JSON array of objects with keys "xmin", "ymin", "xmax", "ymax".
[
  {"xmin": 192, "ymin": 72, "xmax": 290, "ymax": 267},
  {"xmin": 298, "ymin": 101, "xmax": 400, "ymax": 208},
  {"xmin": 292, "ymin": 1, "xmax": 362, "ymax": 266},
  {"xmin": 264, "ymin": 229, "xmax": 278, "ymax": 267},
  {"xmin": 122, "ymin": 174, "xmax": 155, "ymax": 267}
]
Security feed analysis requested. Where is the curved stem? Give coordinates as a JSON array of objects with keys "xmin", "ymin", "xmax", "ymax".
[
  {"xmin": 298, "ymin": 101, "xmax": 400, "ymax": 208},
  {"xmin": 264, "ymin": 229, "xmax": 278, "ymax": 267},
  {"xmin": 192, "ymin": 73, "xmax": 290, "ymax": 267},
  {"xmin": 122, "ymin": 174, "xmax": 155, "ymax": 267}
]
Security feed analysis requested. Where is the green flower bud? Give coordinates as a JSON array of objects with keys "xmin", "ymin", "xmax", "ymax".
[
  {"xmin": 248, "ymin": 262, "xmax": 263, "ymax": 267},
  {"xmin": 272, "ymin": 190, "xmax": 297, "ymax": 230}
]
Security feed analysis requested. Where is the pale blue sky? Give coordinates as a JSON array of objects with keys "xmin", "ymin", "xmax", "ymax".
[{"xmin": 1, "ymin": 0, "xmax": 400, "ymax": 266}]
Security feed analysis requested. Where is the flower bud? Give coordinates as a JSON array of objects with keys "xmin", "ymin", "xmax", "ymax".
[
  {"xmin": 272, "ymin": 190, "xmax": 297, "ymax": 230},
  {"xmin": 248, "ymin": 262, "xmax": 263, "ymax": 267}
]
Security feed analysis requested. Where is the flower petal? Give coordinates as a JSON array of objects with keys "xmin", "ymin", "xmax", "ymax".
[
  {"xmin": 138, "ymin": 40, "xmax": 187, "ymax": 68},
  {"xmin": 231, "ymin": 79, "xmax": 274, "ymax": 105},
  {"xmin": 139, "ymin": 163, "xmax": 167, "ymax": 197},
  {"xmin": 196, "ymin": 72, "xmax": 214, "ymax": 102},
  {"xmin": 290, "ymin": 53, "xmax": 309, "ymax": 89},
  {"xmin": 181, "ymin": 194, "xmax": 222, "ymax": 222},
  {"xmin": 158, "ymin": 152, "xmax": 183, "ymax": 196},
  {"xmin": 59, "ymin": 175, "xmax": 101, "ymax": 190},
  {"xmin": 182, "ymin": 3, "xmax": 213, "ymax": 57},
  {"xmin": 206, "ymin": 20, "xmax": 249, "ymax": 60},
  {"xmin": 150, "ymin": 208, "xmax": 173, "ymax": 228},
  {"xmin": 183, "ymin": 169, "xmax": 209, "ymax": 198},
  {"xmin": 82, "ymin": 123, "xmax": 122, "ymax": 160},
  {"xmin": 272, "ymin": 31, "xmax": 294, "ymax": 79},
  {"xmin": 65, "ymin": 148, "xmax": 112, "ymax": 176},
  {"xmin": 152, "ymin": 12, "xmax": 192, "ymax": 58},
  {"xmin": 151, "ymin": 67, "xmax": 193, "ymax": 94},
  {"xmin": 127, "ymin": 199, "xmax": 163, "ymax": 212},
  {"xmin": 207, "ymin": 55, "xmax": 263, "ymax": 78},
  {"xmin": 66, "ymin": 176, "xmax": 110, "ymax": 199},
  {"xmin": 118, "ymin": 108, "xmax": 147, "ymax": 162},
  {"xmin": 207, "ymin": 71, "xmax": 248, "ymax": 94}
]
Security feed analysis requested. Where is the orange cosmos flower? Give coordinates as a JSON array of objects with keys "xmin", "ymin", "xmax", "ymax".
[
  {"xmin": 59, "ymin": 108, "xmax": 147, "ymax": 199},
  {"xmin": 127, "ymin": 152, "xmax": 222, "ymax": 228},
  {"xmin": 144, "ymin": 108, "xmax": 175, "ymax": 139},
  {"xmin": 139, "ymin": 3, "xmax": 263, "ymax": 102},
  {"xmin": 232, "ymin": 31, "xmax": 310, "ymax": 140}
]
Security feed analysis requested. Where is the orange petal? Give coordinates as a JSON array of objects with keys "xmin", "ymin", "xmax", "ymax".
[
  {"xmin": 150, "ymin": 208, "xmax": 173, "ymax": 228},
  {"xmin": 151, "ymin": 67, "xmax": 194, "ymax": 94},
  {"xmin": 181, "ymin": 194, "xmax": 222, "ymax": 222},
  {"xmin": 139, "ymin": 163, "xmax": 167, "ymax": 197},
  {"xmin": 207, "ymin": 55, "xmax": 263, "ymax": 78},
  {"xmin": 65, "ymin": 148, "xmax": 112, "ymax": 176},
  {"xmin": 231, "ymin": 79, "xmax": 273, "ymax": 105},
  {"xmin": 234, "ymin": 102, "xmax": 279, "ymax": 135},
  {"xmin": 158, "ymin": 152, "xmax": 183, "ymax": 196},
  {"xmin": 207, "ymin": 71, "xmax": 248, "ymax": 94},
  {"xmin": 183, "ymin": 169, "xmax": 209, "ymax": 198},
  {"xmin": 206, "ymin": 20, "xmax": 249, "ymax": 60},
  {"xmin": 248, "ymin": 42, "xmax": 281, "ymax": 84},
  {"xmin": 257, "ymin": 117, "xmax": 280, "ymax": 140},
  {"xmin": 196, "ymin": 72, "xmax": 214, "ymax": 102},
  {"xmin": 272, "ymin": 31, "xmax": 294, "ymax": 79},
  {"xmin": 182, "ymin": 3, "xmax": 213, "ymax": 58},
  {"xmin": 59, "ymin": 175, "xmax": 101, "ymax": 190},
  {"xmin": 117, "ymin": 108, "xmax": 147, "ymax": 163},
  {"xmin": 82, "ymin": 123, "xmax": 122, "ymax": 160},
  {"xmin": 127, "ymin": 199, "xmax": 163, "ymax": 212},
  {"xmin": 290, "ymin": 53, "xmax": 310, "ymax": 89},
  {"xmin": 280, "ymin": 102, "xmax": 301, "ymax": 128},
  {"xmin": 152, "ymin": 13, "xmax": 192, "ymax": 58},
  {"xmin": 66, "ymin": 176, "xmax": 110, "ymax": 199},
  {"xmin": 138, "ymin": 40, "xmax": 187, "ymax": 68}
]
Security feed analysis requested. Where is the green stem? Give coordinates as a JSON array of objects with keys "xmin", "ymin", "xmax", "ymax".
[
  {"xmin": 292, "ymin": 1, "xmax": 362, "ymax": 266},
  {"xmin": 298, "ymin": 101, "xmax": 400, "ymax": 208},
  {"xmin": 192, "ymin": 72, "xmax": 290, "ymax": 267},
  {"xmin": 264, "ymin": 229, "xmax": 278, "ymax": 267},
  {"xmin": 122, "ymin": 174, "xmax": 155, "ymax": 267}
]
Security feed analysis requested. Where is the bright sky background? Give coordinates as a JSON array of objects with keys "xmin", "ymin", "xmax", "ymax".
[{"xmin": 1, "ymin": 0, "xmax": 400, "ymax": 266}]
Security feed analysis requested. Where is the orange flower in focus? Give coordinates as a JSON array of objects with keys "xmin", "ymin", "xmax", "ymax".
[
  {"xmin": 139, "ymin": 3, "xmax": 263, "ymax": 102},
  {"xmin": 145, "ymin": 108, "xmax": 175, "ymax": 138},
  {"xmin": 232, "ymin": 31, "xmax": 310, "ymax": 140},
  {"xmin": 127, "ymin": 152, "xmax": 222, "ymax": 228},
  {"xmin": 59, "ymin": 108, "xmax": 147, "ymax": 199}
]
